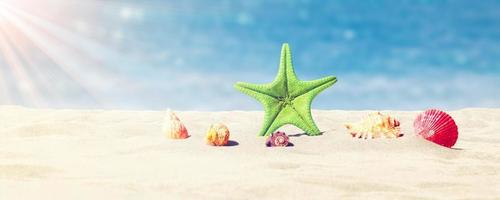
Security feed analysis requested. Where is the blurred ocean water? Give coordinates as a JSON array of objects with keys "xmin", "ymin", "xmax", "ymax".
[{"xmin": 0, "ymin": 0, "xmax": 498, "ymax": 110}]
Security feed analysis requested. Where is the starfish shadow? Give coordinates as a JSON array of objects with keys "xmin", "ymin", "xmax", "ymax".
[{"xmin": 288, "ymin": 131, "xmax": 324, "ymax": 137}]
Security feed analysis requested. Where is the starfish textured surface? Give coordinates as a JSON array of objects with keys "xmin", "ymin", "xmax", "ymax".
[{"xmin": 234, "ymin": 43, "xmax": 337, "ymax": 136}]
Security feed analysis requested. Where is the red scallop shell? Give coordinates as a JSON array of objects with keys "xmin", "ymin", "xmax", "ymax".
[{"xmin": 413, "ymin": 109, "xmax": 458, "ymax": 148}]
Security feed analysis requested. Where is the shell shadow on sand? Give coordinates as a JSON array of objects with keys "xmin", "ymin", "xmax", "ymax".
[
  {"xmin": 225, "ymin": 140, "xmax": 239, "ymax": 147},
  {"xmin": 266, "ymin": 142, "xmax": 295, "ymax": 147}
]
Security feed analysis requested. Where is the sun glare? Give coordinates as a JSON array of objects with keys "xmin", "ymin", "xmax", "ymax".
[{"xmin": 0, "ymin": 1, "xmax": 131, "ymax": 108}]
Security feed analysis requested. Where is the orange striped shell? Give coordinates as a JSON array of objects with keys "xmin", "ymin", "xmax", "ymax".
[{"xmin": 206, "ymin": 123, "xmax": 230, "ymax": 146}]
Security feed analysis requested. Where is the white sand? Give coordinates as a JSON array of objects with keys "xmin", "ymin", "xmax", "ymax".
[{"xmin": 0, "ymin": 106, "xmax": 499, "ymax": 199}]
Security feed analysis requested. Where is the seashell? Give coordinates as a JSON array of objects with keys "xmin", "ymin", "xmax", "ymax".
[
  {"xmin": 206, "ymin": 123, "xmax": 230, "ymax": 146},
  {"xmin": 413, "ymin": 109, "xmax": 458, "ymax": 148},
  {"xmin": 345, "ymin": 112, "xmax": 403, "ymax": 139},
  {"xmin": 162, "ymin": 109, "xmax": 189, "ymax": 139},
  {"xmin": 266, "ymin": 131, "xmax": 289, "ymax": 147}
]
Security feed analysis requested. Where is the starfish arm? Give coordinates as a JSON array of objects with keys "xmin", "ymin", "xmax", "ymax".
[
  {"xmin": 289, "ymin": 77, "xmax": 337, "ymax": 136},
  {"xmin": 234, "ymin": 82, "xmax": 279, "ymax": 100},
  {"xmin": 261, "ymin": 113, "xmax": 289, "ymax": 136},
  {"xmin": 280, "ymin": 43, "xmax": 299, "ymax": 81},
  {"xmin": 272, "ymin": 43, "xmax": 299, "ymax": 94},
  {"xmin": 300, "ymin": 76, "xmax": 336, "ymax": 100},
  {"xmin": 260, "ymin": 104, "xmax": 321, "ymax": 136},
  {"xmin": 260, "ymin": 105, "xmax": 302, "ymax": 136},
  {"xmin": 258, "ymin": 103, "xmax": 284, "ymax": 136},
  {"xmin": 288, "ymin": 104, "xmax": 322, "ymax": 135},
  {"xmin": 234, "ymin": 82, "xmax": 285, "ymax": 136},
  {"xmin": 290, "ymin": 76, "xmax": 337, "ymax": 98}
]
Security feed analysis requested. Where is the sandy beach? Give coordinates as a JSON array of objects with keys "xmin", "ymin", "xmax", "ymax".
[{"xmin": 0, "ymin": 106, "xmax": 499, "ymax": 199}]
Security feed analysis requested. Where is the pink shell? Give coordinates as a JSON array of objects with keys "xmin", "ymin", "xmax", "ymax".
[
  {"xmin": 413, "ymin": 109, "xmax": 458, "ymax": 148},
  {"xmin": 266, "ymin": 131, "xmax": 289, "ymax": 147}
]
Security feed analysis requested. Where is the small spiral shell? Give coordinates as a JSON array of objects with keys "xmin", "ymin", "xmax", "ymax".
[
  {"xmin": 266, "ymin": 131, "xmax": 289, "ymax": 147},
  {"xmin": 206, "ymin": 123, "xmax": 230, "ymax": 146}
]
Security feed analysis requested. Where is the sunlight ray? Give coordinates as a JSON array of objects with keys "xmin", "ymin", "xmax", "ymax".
[
  {"xmin": 0, "ymin": 2, "xmax": 143, "ymax": 107},
  {"xmin": 0, "ymin": 27, "xmax": 43, "ymax": 106},
  {"xmin": 0, "ymin": 7, "xmax": 102, "ymax": 105},
  {"xmin": 0, "ymin": 61, "xmax": 12, "ymax": 104},
  {"xmin": 0, "ymin": 20, "xmax": 63, "ymax": 104},
  {"xmin": 0, "ymin": 3, "xmax": 13, "ymax": 104},
  {"xmin": 2, "ymin": 2, "xmax": 133, "ymax": 82}
]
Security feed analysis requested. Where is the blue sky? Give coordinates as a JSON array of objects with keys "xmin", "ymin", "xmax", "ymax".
[{"xmin": 0, "ymin": 0, "xmax": 499, "ymax": 110}]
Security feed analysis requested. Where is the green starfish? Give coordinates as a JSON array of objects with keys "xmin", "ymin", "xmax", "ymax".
[{"xmin": 234, "ymin": 43, "xmax": 337, "ymax": 136}]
